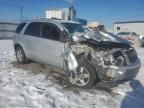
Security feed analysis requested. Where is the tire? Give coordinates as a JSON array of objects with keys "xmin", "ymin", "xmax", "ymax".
[
  {"xmin": 133, "ymin": 37, "xmax": 140, "ymax": 48},
  {"xmin": 140, "ymin": 42, "xmax": 144, "ymax": 47},
  {"xmin": 140, "ymin": 38, "xmax": 144, "ymax": 47},
  {"xmin": 15, "ymin": 46, "xmax": 28, "ymax": 64},
  {"xmin": 66, "ymin": 58, "xmax": 97, "ymax": 89}
]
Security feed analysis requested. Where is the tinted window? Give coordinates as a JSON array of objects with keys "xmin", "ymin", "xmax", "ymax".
[
  {"xmin": 24, "ymin": 22, "xmax": 41, "ymax": 37},
  {"xmin": 15, "ymin": 23, "xmax": 26, "ymax": 33},
  {"xmin": 42, "ymin": 23, "xmax": 60, "ymax": 41}
]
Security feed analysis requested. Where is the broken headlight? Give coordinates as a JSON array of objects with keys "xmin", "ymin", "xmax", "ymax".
[{"xmin": 99, "ymin": 50, "xmax": 126, "ymax": 66}]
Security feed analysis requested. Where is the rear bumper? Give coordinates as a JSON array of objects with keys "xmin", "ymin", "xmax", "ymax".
[{"xmin": 103, "ymin": 58, "xmax": 141, "ymax": 82}]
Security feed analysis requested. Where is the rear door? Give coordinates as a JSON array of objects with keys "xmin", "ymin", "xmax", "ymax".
[
  {"xmin": 13, "ymin": 23, "xmax": 27, "ymax": 46},
  {"xmin": 22, "ymin": 22, "xmax": 42, "ymax": 60}
]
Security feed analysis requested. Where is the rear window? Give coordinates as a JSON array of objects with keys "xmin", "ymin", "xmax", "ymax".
[
  {"xmin": 15, "ymin": 23, "xmax": 26, "ymax": 33},
  {"xmin": 24, "ymin": 22, "xmax": 41, "ymax": 37}
]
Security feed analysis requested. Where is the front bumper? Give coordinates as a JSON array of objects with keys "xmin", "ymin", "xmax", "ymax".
[{"xmin": 104, "ymin": 58, "xmax": 141, "ymax": 82}]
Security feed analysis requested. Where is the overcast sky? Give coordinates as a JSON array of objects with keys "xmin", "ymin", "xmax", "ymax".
[{"xmin": 0, "ymin": 0, "xmax": 144, "ymax": 26}]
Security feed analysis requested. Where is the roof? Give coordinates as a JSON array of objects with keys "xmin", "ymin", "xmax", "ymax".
[
  {"xmin": 114, "ymin": 21, "xmax": 144, "ymax": 24},
  {"xmin": 22, "ymin": 18, "xmax": 79, "ymax": 31},
  {"xmin": 23, "ymin": 18, "xmax": 79, "ymax": 24}
]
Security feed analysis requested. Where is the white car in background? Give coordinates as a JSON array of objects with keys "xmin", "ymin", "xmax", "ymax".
[
  {"xmin": 139, "ymin": 34, "xmax": 144, "ymax": 47},
  {"xmin": 117, "ymin": 32, "xmax": 140, "ymax": 47}
]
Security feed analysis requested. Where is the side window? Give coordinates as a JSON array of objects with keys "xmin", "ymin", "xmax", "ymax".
[
  {"xmin": 15, "ymin": 23, "xmax": 26, "ymax": 33},
  {"xmin": 24, "ymin": 22, "xmax": 41, "ymax": 37},
  {"xmin": 42, "ymin": 23, "xmax": 60, "ymax": 41}
]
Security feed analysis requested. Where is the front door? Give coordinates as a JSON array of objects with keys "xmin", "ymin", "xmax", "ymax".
[{"xmin": 36, "ymin": 23, "xmax": 65, "ymax": 69}]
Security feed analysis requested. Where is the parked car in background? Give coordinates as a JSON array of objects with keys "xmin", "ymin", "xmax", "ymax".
[
  {"xmin": 139, "ymin": 34, "xmax": 144, "ymax": 47},
  {"xmin": 117, "ymin": 32, "xmax": 140, "ymax": 47},
  {"xmin": 13, "ymin": 19, "xmax": 141, "ymax": 88}
]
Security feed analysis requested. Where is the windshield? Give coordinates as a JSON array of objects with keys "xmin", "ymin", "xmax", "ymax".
[{"xmin": 61, "ymin": 23, "xmax": 85, "ymax": 35}]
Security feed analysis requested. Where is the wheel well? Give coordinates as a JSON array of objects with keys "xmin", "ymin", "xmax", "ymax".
[{"xmin": 14, "ymin": 44, "xmax": 21, "ymax": 51}]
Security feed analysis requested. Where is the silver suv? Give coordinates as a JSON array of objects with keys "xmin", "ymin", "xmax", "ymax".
[{"xmin": 13, "ymin": 19, "xmax": 141, "ymax": 88}]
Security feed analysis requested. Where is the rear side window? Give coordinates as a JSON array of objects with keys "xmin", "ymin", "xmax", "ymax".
[
  {"xmin": 42, "ymin": 23, "xmax": 60, "ymax": 41},
  {"xmin": 24, "ymin": 22, "xmax": 41, "ymax": 37},
  {"xmin": 15, "ymin": 23, "xmax": 26, "ymax": 33}
]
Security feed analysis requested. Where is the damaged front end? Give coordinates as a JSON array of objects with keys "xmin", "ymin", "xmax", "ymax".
[
  {"xmin": 63, "ymin": 29, "xmax": 140, "ymax": 87},
  {"xmin": 89, "ymin": 46, "xmax": 140, "ymax": 82}
]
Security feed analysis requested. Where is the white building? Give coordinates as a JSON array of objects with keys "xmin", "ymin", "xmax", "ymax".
[
  {"xmin": 45, "ymin": 7, "xmax": 76, "ymax": 21},
  {"xmin": 114, "ymin": 21, "xmax": 144, "ymax": 34},
  {"xmin": 46, "ymin": 10, "xmax": 63, "ymax": 19}
]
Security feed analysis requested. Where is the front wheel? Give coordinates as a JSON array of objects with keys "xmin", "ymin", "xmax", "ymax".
[{"xmin": 66, "ymin": 61, "xmax": 97, "ymax": 89}]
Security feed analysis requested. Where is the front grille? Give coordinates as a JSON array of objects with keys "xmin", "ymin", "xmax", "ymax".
[
  {"xmin": 124, "ymin": 67, "xmax": 139, "ymax": 80},
  {"xmin": 124, "ymin": 48, "xmax": 138, "ymax": 63}
]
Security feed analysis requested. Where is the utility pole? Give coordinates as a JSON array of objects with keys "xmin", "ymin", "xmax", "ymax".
[
  {"xmin": 20, "ymin": 7, "xmax": 24, "ymax": 22},
  {"xmin": 70, "ymin": 2, "xmax": 73, "ymax": 21}
]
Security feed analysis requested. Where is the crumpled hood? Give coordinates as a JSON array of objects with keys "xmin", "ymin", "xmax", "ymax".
[{"xmin": 72, "ymin": 31, "xmax": 131, "ymax": 45}]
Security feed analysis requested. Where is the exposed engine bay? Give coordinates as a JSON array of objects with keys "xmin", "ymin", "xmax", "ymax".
[
  {"xmin": 62, "ymin": 29, "xmax": 140, "ymax": 88},
  {"xmin": 70, "ymin": 43, "xmax": 126, "ymax": 67}
]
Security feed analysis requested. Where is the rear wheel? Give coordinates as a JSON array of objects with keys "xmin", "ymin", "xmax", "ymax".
[{"xmin": 15, "ymin": 46, "xmax": 28, "ymax": 64}]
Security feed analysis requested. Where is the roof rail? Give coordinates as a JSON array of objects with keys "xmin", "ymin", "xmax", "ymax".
[{"xmin": 50, "ymin": 17, "xmax": 63, "ymax": 20}]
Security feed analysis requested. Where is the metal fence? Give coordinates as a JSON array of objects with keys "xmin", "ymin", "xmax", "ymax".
[{"xmin": 0, "ymin": 22, "xmax": 18, "ymax": 39}]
